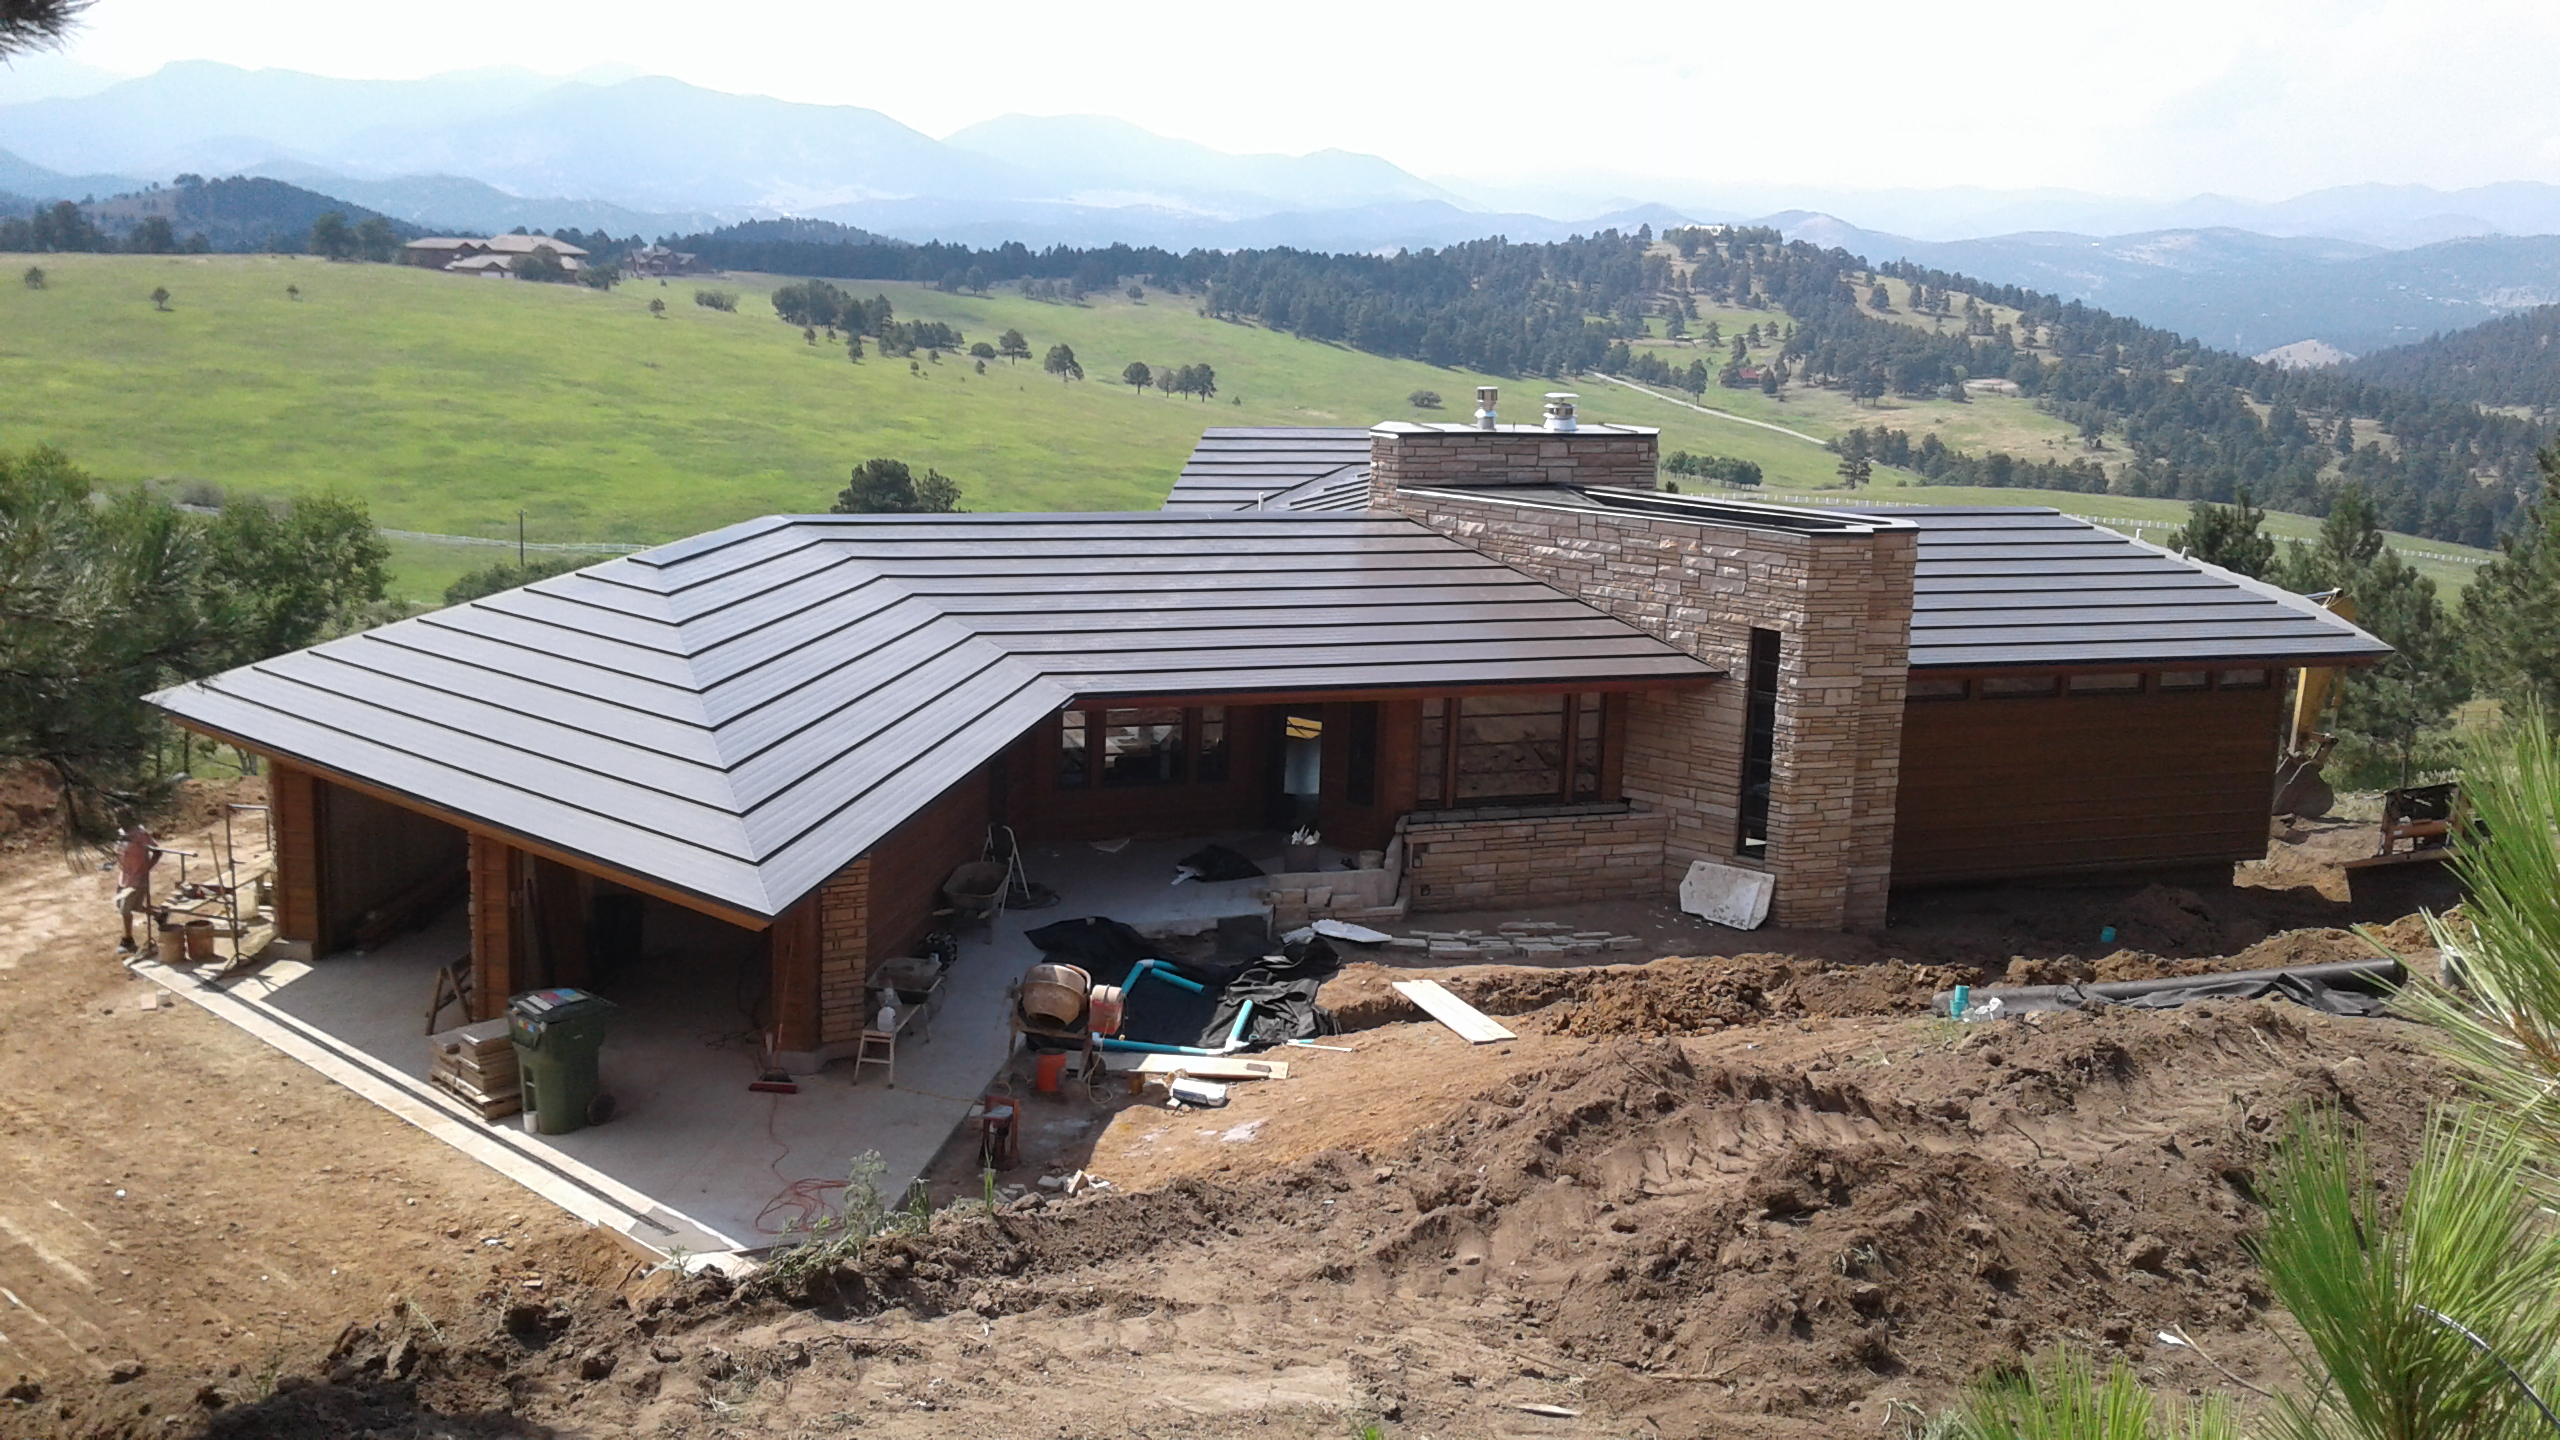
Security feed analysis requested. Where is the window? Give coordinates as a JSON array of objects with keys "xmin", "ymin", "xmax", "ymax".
[
  {"xmin": 2218, "ymin": 669, "xmax": 2271, "ymax": 690},
  {"xmin": 1456, "ymin": 694, "xmax": 1566, "ymax": 804},
  {"xmin": 1099, "ymin": 707, "xmax": 1186, "ymax": 786},
  {"xmin": 1570, "ymin": 692, "xmax": 1603, "ymax": 801},
  {"xmin": 2067, "ymin": 673, "xmax": 2142, "ymax": 694},
  {"xmin": 1908, "ymin": 676, "xmax": 1968, "ymax": 701},
  {"xmin": 1981, "ymin": 674, "xmax": 2059, "ymax": 698},
  {"xmin": 1344, "ymin": 704, "xmax": 1378, "ymax": 807},
  {"xmin": 1738, "ymin": 628, "xmax": 1780, "ymax": 857},
  {"xmin": 1417, "ymin": 699, "xmax": 1447, "ymax": 806},
  {"xmin": 1196, "ymin": 706, "xmax": 1230, "ymax": 783},
  {"xmin": 1056, "ymin": 709, "xmax": 1089, "ymax": 789},
  {"xmin": 2157, "ymin": 671, "xmax": 2210, "ymax": 692}
]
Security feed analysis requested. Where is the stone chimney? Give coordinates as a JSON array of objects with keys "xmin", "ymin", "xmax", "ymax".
[{"xmin": 1367, "ymin": 404, "xmax": 1658, "ymax": 506}]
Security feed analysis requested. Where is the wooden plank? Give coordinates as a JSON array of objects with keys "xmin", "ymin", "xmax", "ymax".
[
  {"xmin": 1098, "ymin": 1054, "xmax": 1292, "ymax": 1080},
  {"xmin": 1392, "ymin": 979, "xmax": 1516, "ymax": 1044}
]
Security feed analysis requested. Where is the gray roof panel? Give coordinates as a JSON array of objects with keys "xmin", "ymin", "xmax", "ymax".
[
  {"xmin": 1164, "ymin": 428, "xmax": 1371, "ymax": 511},
  {"xmin": 1847, "ymin": 506, "xmax": 2393, "ymax": 670},
  {"xmin": 153, "ymin": 511, "xmax": 1717, "ymax": 920}
]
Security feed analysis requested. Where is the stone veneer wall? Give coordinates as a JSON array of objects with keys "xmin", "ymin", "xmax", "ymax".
[
  {"xmin": 1370, "ymin": 425, "xmax": 1916, "ymax": 929},
  {"xmin": 1367, "ymin": 421, "xmax": 1660, "ymax": 493},
  {"xmin": 816, "ymin": 859, "xmax": 870, "ymax": 1046},
  {"xmin": 1401, "ymin": 804, "xmax": 1672, "ymax": 913}
]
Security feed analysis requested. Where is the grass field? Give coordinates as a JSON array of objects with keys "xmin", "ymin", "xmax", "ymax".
[{"xmin": 0, "ymin": 254, "xmax": 2495, "ymax": 601}]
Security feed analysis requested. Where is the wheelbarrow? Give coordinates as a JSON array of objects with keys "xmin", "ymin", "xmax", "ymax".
[{"xmin": 942, "ymin": 860, "xmax": 1009, "ymax": 933}]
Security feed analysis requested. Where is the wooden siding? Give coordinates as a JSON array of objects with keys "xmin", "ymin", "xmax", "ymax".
[
  {"xmin": 864, "ymin": 764, "xmax": 994, "ymax": 966},
  {"xmin": 1891, "ymin": 679, "xmax": 2286, "ymax": 885},
  {"xmin": 768, "ymin": 894, "xmax": 822, "ymax": 1052},
  {"xmin": 269, "ymin": 762, "xmax": 325, "ymax": 949},
  {"xmin": 319, "ymin": 780, "xmax": 467, "ymax": 943},
  {"xmin": 468, "ymin": 834, "xmax": 515, "ymax": 1022}
]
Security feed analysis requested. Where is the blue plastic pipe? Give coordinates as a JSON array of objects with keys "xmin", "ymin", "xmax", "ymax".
[
  {"xmin": 1225, "ymin": 999, "xmax": 1254, "ymax": 1049},
  {"xmin": 1096, "ymin": 1036, "xmax": 1228, "ymax": 1057},
  {"xmin": 1130, "ymin": 958, "xmax": 1206, "ymax": 994}
]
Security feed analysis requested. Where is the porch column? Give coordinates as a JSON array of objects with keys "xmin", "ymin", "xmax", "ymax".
[
  {"xmin": 468, "ymin": 834, "xmax": 516, "ymax": 1021},
  {"xmin": 267, "ymin": 761, "xmax": 328, "ymax": 953},
  {"xmin": 768, "ymin": 893, "xmax": 821, "ymax": 1055}
]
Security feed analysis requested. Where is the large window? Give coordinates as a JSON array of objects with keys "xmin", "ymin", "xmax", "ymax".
[
  {"xmin": 1418, "ymin": 693, "xmax": 1609, "ymax": 809},
  {"xmin": 1100, "ymin": 707, "xmax": 1186, "ymax": 787},
  {"xmin": 1057, "ymin": 705, "xmax": 1228, "ymax": 790},
  {"xmin": 1737, "ymin": 628, "xmax": 1779, "ymax": 857}
]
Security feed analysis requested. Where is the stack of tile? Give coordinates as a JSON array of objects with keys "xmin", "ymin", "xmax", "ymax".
[{"xmin": 427, "ymin": 1017, "xmax": 521, "ymax": 1120}]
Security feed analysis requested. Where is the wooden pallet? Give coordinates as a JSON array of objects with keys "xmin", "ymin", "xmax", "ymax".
[{"xmin": 428, "ymin": 1067, "xmax": 522, "ymax": 1121}]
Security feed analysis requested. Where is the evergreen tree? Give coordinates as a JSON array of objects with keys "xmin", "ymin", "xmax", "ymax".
[
  {"xmin": 2461, "ymin": 449, "xmax": 2560, "ymax": 715},
  {"xmin": 1042, "ymin": 343, "xmax": 1082, "ymax": 382},
  {"xmin": 998, "ymin": 329, "xmax": 1031, "ymax": 362},
  {"xmin": 1121, "ymin": 361, "xmax": 1151, "ymax": 393},
  {"xmin": 2165, "ymin": 487, "xmax": 2278, "ymax": 578},
  {"xmin": 2333, "ymin": 416, "xmax": 2356, "ymax": 456},
  {"xmin": 308, "ymin": 211, "xmax": 356, "ymax": 260},
  {"xmin": 832, "ymin": 459, "xmax": 962, "ymax": 514}
]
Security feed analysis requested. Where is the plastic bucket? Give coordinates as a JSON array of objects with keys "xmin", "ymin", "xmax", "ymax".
[
  {"xmin": 1085, "ymin": 984, "xmax": 1125, "ymax": 1037},
  {"xmin": 1033, "ymin": 1052, "xmax": 1067, "ymax": 1094},
  {"xmin": 182, "ymin": 920, "xmax": 216, "ymax": 963}
]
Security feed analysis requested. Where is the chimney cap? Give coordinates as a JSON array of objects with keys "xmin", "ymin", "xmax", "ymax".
[
  {"xmin": 1542, "ymin": 392, "xmax": 1579, "ymax": 433},
  {"xmin": 1474, "ymin": 385, "xmax": 1499, "ymax": 431}
]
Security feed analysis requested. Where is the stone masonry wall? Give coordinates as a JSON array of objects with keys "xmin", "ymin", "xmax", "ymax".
[
  {"xmin": 1372, "ymin": 429, "xmax": 1916, "ymax": 930},
  {"xmin": 816, "ymin": 859, "xmax": 870, "ymax": 1046},
  {"xmin": 1365, "ymin": 422, "xmax": 1661, "ymax": 497},
  {"xmin": 1401, "ymin": 804, "xmax": 1671, "ymax": 913}
]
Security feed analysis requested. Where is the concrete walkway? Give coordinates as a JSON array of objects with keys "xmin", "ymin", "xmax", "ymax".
[{"xmin": 158, "ymin": 832, "xmax": 1299, "ymax": 1258}]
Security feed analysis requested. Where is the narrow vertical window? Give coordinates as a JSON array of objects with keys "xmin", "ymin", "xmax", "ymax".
[
  {"xmin": 1344, "ymin": 703, "xmax": 1378, "ymax": 807},
  {"xmin": 1417, "ymin": 699, "xmax": 1447, "ymax": 806},
  {"xmin": 1196, "ymin": 706, "xmax": 1230, "ymax": 783},
  {"xmin": 1057, "ymin": 709, "xmax": 1090, "ymax": 789},
  {"xmin": 1737, "ymin": 628, "xmax": 1780, "ymax": 857},
  {"xmin": 1570, "ymin": 692, "xmax": 1603, "ymax": 800}
]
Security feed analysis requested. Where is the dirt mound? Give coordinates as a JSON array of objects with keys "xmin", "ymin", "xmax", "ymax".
[
  {"xmin": 184, "ymin": 1001, "xmax": 2449, "ymax": 1438},
  {"xmin": 1460, "ymin": 954, "xmax": 1975, "ymax": 1036}
]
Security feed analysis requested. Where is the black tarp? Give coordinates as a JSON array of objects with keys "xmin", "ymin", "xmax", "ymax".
[{"xmin": 1933, "ymin": 958, "xmax": 2405, "ymax": 1019}]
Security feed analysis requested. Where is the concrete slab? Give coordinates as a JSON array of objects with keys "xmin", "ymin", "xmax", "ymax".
[{"xmin": 201, "ymin": 830, "xmax": 1312, "ymax": 1257}]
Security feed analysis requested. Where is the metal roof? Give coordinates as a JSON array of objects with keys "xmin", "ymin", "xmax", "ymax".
[
  {"xmin": 150, "ymin": 512, "xmax": 1717, "ymax": 922},
  {"xmin": 1845, "ymin": 506, "xmax": 2394, "ymax": 670},
  {"xmin": 1164, "ymin": 428, "xmax": 1372, "ymax": 511}
]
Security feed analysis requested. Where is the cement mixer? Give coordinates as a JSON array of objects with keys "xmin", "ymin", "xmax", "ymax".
[{"xmin": 2271, "ymin": 591, "xmax": 2354, "ymax": 818}]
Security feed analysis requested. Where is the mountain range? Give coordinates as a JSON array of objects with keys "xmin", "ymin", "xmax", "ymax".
[{"xmin": 15, "ymin": 63, "xmax": 2560, "ymax": 364}]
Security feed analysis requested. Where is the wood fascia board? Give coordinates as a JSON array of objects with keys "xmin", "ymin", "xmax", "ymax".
[
  {"xmin": 167, "ymin": 717, "xmax": 776, "ymax": 931},
  {"xmin": 1058, "ymin": 675, "xmax": 1722, "ymax": 709},
  {"xmin": 1905, "ymin": 655, "xmax": 2385, "ymax": 678}
]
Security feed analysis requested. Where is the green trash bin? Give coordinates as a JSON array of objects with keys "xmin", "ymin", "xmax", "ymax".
[{"xmin": 509, "ymin": 988, "xmax": 616, "ymax": 1136}]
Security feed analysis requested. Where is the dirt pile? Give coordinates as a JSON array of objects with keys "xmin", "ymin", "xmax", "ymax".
[
  {"xmin": 175, "ymin": 1001, "xmax": 2450, "ymax": 1439},
  {"xmin": 1453, "ymin": 954, "xmax": 1975, "ymax": 1035}
]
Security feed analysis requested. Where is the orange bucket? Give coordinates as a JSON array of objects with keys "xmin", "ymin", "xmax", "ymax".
[{"xmin": 1033, "ymin": 1053, "xmax": 1067, "ymax": 1094}]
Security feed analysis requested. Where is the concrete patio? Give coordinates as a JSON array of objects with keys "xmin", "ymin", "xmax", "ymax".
[{"xmin": 146, "ymin": 831, "xmax": 1324, "ymax": 1260}]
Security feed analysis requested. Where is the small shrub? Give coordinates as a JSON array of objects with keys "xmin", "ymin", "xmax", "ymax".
[
  {"xmin": 1407, "ymin": 389, "xmax": 1443, "ymax": 409},
  {"xmin": 694, "ymin": 289, "xmax": 737, "ymax": 312},
  {"xmin": 149, "ymin": 286, "xmax": 172, "ymax": 311},
  {"xmin": 22, "ymin": 265, "xmax": 45, "ymax": 290}
]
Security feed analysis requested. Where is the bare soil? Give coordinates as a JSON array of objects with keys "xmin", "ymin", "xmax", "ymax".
[{"xmin": 0, "ymin": 786, "xmax": 2461, "ymax": 1439}]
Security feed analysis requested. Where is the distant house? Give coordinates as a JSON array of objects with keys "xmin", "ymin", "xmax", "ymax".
[
  {"xmin": 402, "ymin": 234, "xmax": 589, "ymax": 275},
  {"xmin": 623, "ymin": 243, "xmax": 699, "ymax": 277}
]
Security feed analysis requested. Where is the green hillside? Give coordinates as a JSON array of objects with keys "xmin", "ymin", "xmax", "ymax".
[{"xmin": 0, "ymin": 255, "xmax": 2495, "ymax": 601}]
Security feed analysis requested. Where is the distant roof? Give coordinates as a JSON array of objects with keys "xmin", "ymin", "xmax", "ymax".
[
  {"xmin": 152, "ymin": 513, "xmax": 1716, "ymax": 921},
  {"xmin": 404, "ymin": 235, "xmax": 591, "ymax": 257},
  {"xmin": 1840, "ymin": 505, "xmax": 2393, "ymax": 671},
  {"xmin": 1165, "ymin": 428, "xmax": 1372, "ymax": 511}
]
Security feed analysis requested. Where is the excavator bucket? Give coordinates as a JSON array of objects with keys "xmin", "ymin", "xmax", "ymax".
[{"xmin": 2272, "ymin": 592, "xmax": 2354, "ymax": 818}]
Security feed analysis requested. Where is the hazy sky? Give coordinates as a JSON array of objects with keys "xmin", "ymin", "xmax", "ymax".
[{"xmin": 11, "ymin": 0, "xmax": 2557, "ymax": 198}]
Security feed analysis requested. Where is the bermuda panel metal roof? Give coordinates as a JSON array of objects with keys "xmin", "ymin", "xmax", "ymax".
[
  {"xmin": 1844, "ymin": 506, "xmax": 2393, "ymax": 670},
  {"xmin": 151, "ymin": 512, "xmax": 1717, "ymax": 922},
  {"xmin": 1163, "ymin": 427, "xmax": 1372, "ymax": 511}
]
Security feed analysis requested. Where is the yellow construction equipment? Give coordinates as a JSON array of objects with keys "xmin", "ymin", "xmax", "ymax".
[{"xmin": 2271, "ymin": 591, "xmax": 2353, "ymax": 817}]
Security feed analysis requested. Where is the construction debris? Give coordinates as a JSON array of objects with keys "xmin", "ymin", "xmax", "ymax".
[
  {"xmin": 1391, "ymin": 978, "xmax": 1516, "ymax": 1044},
  {"xmin": 428, "ymin": 1017, "xmax": 521, "ymax": 1121}
]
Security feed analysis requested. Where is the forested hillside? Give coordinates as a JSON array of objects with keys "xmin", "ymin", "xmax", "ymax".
[
  {"xmin": 0, "ymin": 174, "xmax": 419, "ymax": 253},
  {"xmin": 663, "ymin": 218, "xmax": 2548, "ymax": 545},
  {"xmin": 2341, "ymin": 304, "xmax": 2560, "ymax": 412}
]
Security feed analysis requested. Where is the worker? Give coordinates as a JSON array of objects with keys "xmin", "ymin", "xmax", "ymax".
[{"xmin": 113, "ymin": 821, "xmax": 161, "ymax": 954}]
